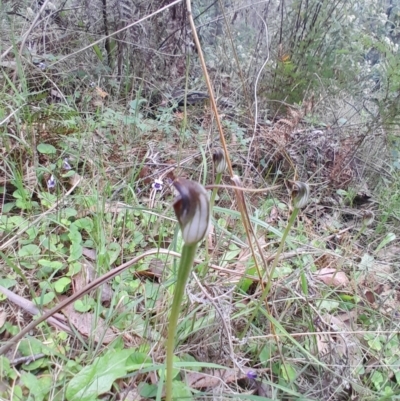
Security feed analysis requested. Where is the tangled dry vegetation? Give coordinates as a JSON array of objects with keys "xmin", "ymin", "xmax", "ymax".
[{"xmin": 1, "ymin": 1, "xmax": 400, "ymax": 401}]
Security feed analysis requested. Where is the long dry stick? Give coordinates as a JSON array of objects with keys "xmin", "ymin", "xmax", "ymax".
[{"xmin": 186, "ymin": 0, "xmax": 269, "ymax": 285}]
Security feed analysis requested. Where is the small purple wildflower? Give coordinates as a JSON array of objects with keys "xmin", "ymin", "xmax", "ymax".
[
  {"xmin": 47, "ymin": 175, "xmax": 56, "ymax": 189},
  {"xmin": 246, "ymin": 371, "xmax": 257, "ymax": 380},
  {"xmin": 152, "ymin": 179, "xmax": 163, "ymax": 191},
  {"xmin": 63, "ymin": 158, "xmax": 72, "ymax": 170}
]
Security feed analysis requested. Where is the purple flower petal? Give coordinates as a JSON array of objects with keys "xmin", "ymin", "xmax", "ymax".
[{"xmin": 246, "ymin": 371, "xmax": 257, "ymax": 380}]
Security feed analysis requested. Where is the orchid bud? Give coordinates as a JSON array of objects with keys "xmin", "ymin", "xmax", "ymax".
[
  {"xmin": 212, "ymin": 148, "xmax": 227, "ymax": 174},
  {"xmin": 361, "ymin": 210, "xmax": 374, "ymax": 226},
  {"xmin": 290, "ymin": 181, "xmax": 310, "ymax": 209},
  {"xmin": 173, "ymin": 178, "xmax": 210, "ymax": 245}
]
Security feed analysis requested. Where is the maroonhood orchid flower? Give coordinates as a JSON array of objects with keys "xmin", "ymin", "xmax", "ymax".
[
  {"xmin": 173, "ymin": 178, "xmax": 210, "ymax": 245},
  {"xmin": 290, "ymin": 181, "xmax": 310, "ymax": 209},
  {"xmin": 212, "ymin": 148, "xmax": 227, "ymax": 174},
  {"xmin": 166, "ymin": 178, "xmax": 210, "ymax": 401}
]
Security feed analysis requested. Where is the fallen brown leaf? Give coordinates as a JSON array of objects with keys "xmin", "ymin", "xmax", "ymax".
[
  {"xmin": 314, "ymin": 267, "xmax": 349, "ymax": 287},
  {"xmin": 62, "ymin": 303, "xmax": 117, "ymax": 344},
  {"xmin": 184, "ymin": 367, "xmax": 269, "ymax": 389}
]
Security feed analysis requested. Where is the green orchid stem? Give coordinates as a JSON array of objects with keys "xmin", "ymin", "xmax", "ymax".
[
  {"xmin": 166, "ymin": 242, "xmax": 198, "ymax": 401},
  {"xmin": 242, "ymin": 208, "xmax": 300, "ymax": 336},
  {"xmin": 202, "ymin": 172, "xmax": 222, "ymax": 277},
  {"xmin": 210, "ymin": 172, "xmax": 222, "ymax": 208}
]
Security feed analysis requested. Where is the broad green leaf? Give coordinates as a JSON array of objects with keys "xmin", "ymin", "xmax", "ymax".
[
  {"xmin": 370, "ymin": 370, "xmax": 384, "ymax": 390},
  {"xmin": 68, "ymin": 229, "xmax": 82, "ymax": 262},
  {"xmin": 66, "ymin": 349, "xmax": 134, "ymax": 401},
  {"xmin": 34, "ymin": 291, "xmax": 55, "ymax": 306},
  {"xmin": 107, "ymin": 242, "xmax": 121, "ymax": 265},
  {"xmin": 72, "ymin": 217, "xmax": 93, "ymax": 232},
  {"xmin": 172, "ymin": 381, "xmax": 192, "ymax": 401},
  {"xmin": 74, "ymin": 297, "xmax": 93, "ymax": 312},
  {"xmin": 39, "ymin": 191, "xmax": 57, "ymax": 208},
  {"xmin": 2, "ymin": 202, "xmax": 15, "ymax": 213},
  {"xmin": 280, "ymin": 363, "xmax": 297, "ymax": 382},
  {"xmin": 317, "ymin": 300, "xmax": 339, "ymax": 311},
  {"xmin": 63, "ymin": 208, "xmax": 78, "ymax": 218},
  {"xmin": 126, "ymin": 352, "xmax": 151, "ymax": 368},
  {"xmin": 54, "ymin": 277, "xmax": 71, "ymax": 293},
  {"xmin": 67, "ymin": 262, "xmax": 82, "ymax": 276},
  {"xmin": 38, "ymin": 259, "xmax": 63, "ymax": 270},
  {"xmin": 0, "ymin": 356, "xmax": 17, "ymax": 380},
  {"xmin": 139, "ymin": 383, "xmax": 158, "ymax": 398},
  {"xmin": 37, "ymin": 143, "xmax": 57, "ymax": 154},
  {"xmin": 61, "ymin": 170, "xmax": 76, "ymax": 178},
  {"xmin": 0, "ymin": 278, "xmax": 17, "ymax": 301},
  {"xmin": 21, "ymin": 372, "xmax": 52, "ymax": 401},
  {"xmin": 0, "ymin": 278, "xmax": 17, "ymax": 289},
  {"xmin": 18, "ymin": 244, "xmax": 41, "ymax": 258},
  {"xmin": 13, "ymin": 188, "xmax": 29, "ymax": 200}
]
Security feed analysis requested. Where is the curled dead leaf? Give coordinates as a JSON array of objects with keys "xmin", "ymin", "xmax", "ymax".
[
  {"xmin": 62, "ymin": 303, "xmax": 117, "ymax": 344},
  {"xmin": 314, "ymin": 267, "xmax": 349, "ymax": 287}
]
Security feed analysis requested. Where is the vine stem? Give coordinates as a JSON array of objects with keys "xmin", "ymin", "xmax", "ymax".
[{"xmin": 165, "ymin": 243, "xmax": 197, "ymax": 401}]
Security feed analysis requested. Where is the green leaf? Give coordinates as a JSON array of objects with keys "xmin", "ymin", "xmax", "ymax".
[
  {"xmin": 280, "ymin": 363, "xmax": 297, "ymax": 382},
  {"xmin": 67, "ymin": 262, "xmax": 82, "ymax": 276},
  {"xmin": 63, "ymin": 208, "xmax": 78, "ymax": 218},
  {"xmin": 61, "ymin": 170, "xmax": 76, "ymax": 178},
  {"xmin": 107, "ymin": 242, "xmax": 121, "ymax": 265},
  {"xmin": 66, "ymin": 349, "xmax": 134, "ymax": 401},
  {"xmin": 37, "ymin": 143, "xmax": 57, "ymax": 154},
  {"xmin": 54, "ymin": 277, "xmax": 71, "ymax": 293},
  {"xmin": 92, "ymin": 44, "xmax": 103, "ymax": 62},
  {"xmin": 0, "ymin": 356, "xmax": 17, "ymax": 380},
  {"xmin": 74, "ymin": 297, "xmax": 93, "ymax": 312},
  {"xmin": 39, "ymin": 191, "xmax": 57, "ymax": 208},
  {"xmin": 18, "ymin": 244, "xmax": 41, "ymax": 258},
  {"xmin": 68, "ymin": 229, "xmax": 82, "ymax": 262},
  {"xmin": 34, "ymin": 291, "xmax": 55, "ymax": 306},
  {"xmin": 139, "ymin": 383, "xmax": 158, "ymax": 398},
  {"xmin": 318, "ymin": 300, "xmax": 339, "ymax": 311},
  {"xmin": 375, "ymin": 233, "xmax": 396, "ymax": 253},
  {"xmin": 2, "ymin": 202, "xmax": 15, "ymax": 213},
  {"xmin": 18, "ymin": 338, "xmax": 43, "ymax": 356},
  {"xmin": 0, "ymin": 278, "xmax": 17, "ymax": 301},
  {"xmin": 38, "ymin": 259, "xmax": 63, "ymax": 271},
  {"xmin": 13, "ymin": 188, "xmax": 29, "ymax": 200},
  {"xmin": 126, "ymin": 352, "xmax": 151, "ymax": 368},
  {"xmin": 21, "ymin": 373, "xmax": 52, "ymax": 401},
  {"xmin": 0, "ymin": 278, "xmax": 17, "ymax": 289},
  {"xmin": 370, "ymin": 370, "xmax": 384, "ymax": 390},
  {"xmin": 72, "ymin": 217, "xmax": 93, "ymax": 232},
  {"xmin": 172, "ymin": 381, "xmax": 193, "ymax": 401}
]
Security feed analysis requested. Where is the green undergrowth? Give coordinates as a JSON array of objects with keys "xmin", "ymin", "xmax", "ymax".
[
  {"xmin": 2, "ymin": 0, "xmax": 400, "ymax": 399},
  {"xmin": 0, "ymin": 85, "xmax": 400, "ymax": 401}
]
